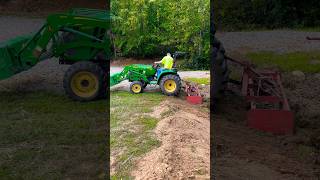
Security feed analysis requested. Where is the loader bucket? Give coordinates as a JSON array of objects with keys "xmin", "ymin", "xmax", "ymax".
[
  {"xmin": 0, "ymin": 36, "xmax": 31, "ymax": 80},
  {"xmin": 110, "ymin": 72, "xmax": 122, "ymax": 87}
]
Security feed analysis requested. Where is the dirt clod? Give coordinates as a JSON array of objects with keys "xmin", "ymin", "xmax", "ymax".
[{"xmin": 291, "ymin": 70, "xmax": 305, "ymax": 82}]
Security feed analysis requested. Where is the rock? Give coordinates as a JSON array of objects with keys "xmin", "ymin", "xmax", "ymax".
[{"xmin": 291, "ymin": 71, "xmax": 305, "ymax": 82}]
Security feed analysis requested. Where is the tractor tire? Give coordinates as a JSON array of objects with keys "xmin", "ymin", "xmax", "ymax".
[
  {"xmin": 213, "ymin": 37, "xmax": 229, "ymax": 99},
  {"xmin": 63, "ymin": 61, "xmax": 105, "ymax": 102},
  {"xmin": 160, "ymin": 74, "xmax": 181, "ymax": 96},
  {"xmin": 130, "ymin": 81, "xmax": 144, "ymax": 94}
]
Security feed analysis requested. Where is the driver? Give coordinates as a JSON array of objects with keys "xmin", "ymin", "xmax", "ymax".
[{"xmin": 154, "ymin": 53, "xmax": 174, "ymax": 77}]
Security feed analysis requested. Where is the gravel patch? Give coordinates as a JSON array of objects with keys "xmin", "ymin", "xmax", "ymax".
[{"xmin": 216, "ymin": 30, "xmax": 320, "ymax": 54}]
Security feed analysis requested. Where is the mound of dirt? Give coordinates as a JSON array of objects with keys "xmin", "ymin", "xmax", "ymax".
[
  {"xmin": 214, "ymin": 76, "xmax": 320, "ymax": 179},
  {"xmin": 215, "ymin": 116, "xmax": 319, "ymax": 179},
  {"xmin": 131, "ymin": 98, "xmax": 210, "ymax": 179},
  {"xmin": 283, "ymin": 73, "xmax": 320, "ymax": 156},
  {"xmin": 0, "ymin": 59, "xmax": 68, "ymax": 94}
]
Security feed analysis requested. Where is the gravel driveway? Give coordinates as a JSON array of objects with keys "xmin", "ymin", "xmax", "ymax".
[{"xmin": 216, "ymin": 30, "xmax": 320, "ymax": 54}]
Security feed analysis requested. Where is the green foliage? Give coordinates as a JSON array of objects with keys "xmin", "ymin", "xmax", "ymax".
[
  {"xmin": 246, "ymin": 51, "xmax": 320, "ymax": 73},
  {"xmin": 214, "ymin": 0, "xmax": 320, "ymax": 30},
  {"xmin": 111, "ymin": 0, "xmax": 210, "ymax": 69}
]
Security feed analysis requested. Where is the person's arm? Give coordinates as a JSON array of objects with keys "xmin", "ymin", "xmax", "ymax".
[{"xmin": 154, "ymin": 58, "xmax": 164, "ymax": 64}]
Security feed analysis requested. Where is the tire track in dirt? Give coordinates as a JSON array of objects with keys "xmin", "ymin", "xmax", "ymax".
[{"xmin": 131, "ymin": 98, "xmax": 210, "ymax": 179}]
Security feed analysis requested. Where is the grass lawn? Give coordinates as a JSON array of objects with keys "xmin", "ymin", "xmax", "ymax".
[
  {"xmin": 110, "ymin": 91, "xmax": 164, "ymax": 179},
  {"xmin": 246, "ymin": 51, "xmax": 320, "ymax": 73},
  {"xmin": 0, "ymin": 91, "xmax": 108, "ymax": 179},
  {"xmin": 184, "ymin": 77, "xmax": 210, "ymax": 85}
]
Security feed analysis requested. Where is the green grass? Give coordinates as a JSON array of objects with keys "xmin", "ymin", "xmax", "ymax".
[
  {"xmin": 246, "ymin": 51, "xmax": 320, "ymax": 73},
  {"xmin": 110, "ymin": 91, "xmax": 164, "ymax": 179},
  {"xmin": 184, "ymin": 77, "xmax": 210, "ymax": 85},
  {"xmin": 294, "ymin": 27, "xmax": 320, "ymax": 32},
  {"xmin": 0, "ymin": 91, "xmax": 108, "ymax": 179}
]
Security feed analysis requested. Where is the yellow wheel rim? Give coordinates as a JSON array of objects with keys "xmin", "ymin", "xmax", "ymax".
[
  {"xmin": 164, "ymin": 79, "xmax": 177, "ymax": 93},
  {"xmin": 131, "ymin": 84, "xmax": 142, "ymax": 93},
  {"xmin": 71, "ymin": 71, "xmax": 99, "ymax": 98}
]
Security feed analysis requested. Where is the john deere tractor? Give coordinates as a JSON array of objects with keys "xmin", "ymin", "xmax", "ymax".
[
  {"xmin": 0, "ymin": 8, "xmax": 111, "ymax": 101},
  {"xmin": 110, "ymin": 53, "xmax": 183, "ymax": 96}
]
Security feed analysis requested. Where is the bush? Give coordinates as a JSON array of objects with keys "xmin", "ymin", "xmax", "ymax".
[{"xmin": 214, "ymin": 0, "xmax": 320, "ymax": 30}]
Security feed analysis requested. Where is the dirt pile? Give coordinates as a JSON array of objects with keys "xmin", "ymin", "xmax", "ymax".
[
  {"xmin": 131, "ymin": 98, "xmax": 210, "ymax": 179},
  {"xmin": 214, "ymin": 76, "xmax": 320, "ymax": 179},
  {"xmin": 215, "ymin": 116, "xmax": 319, "ymax": 179},
  {"xmin": 283, "ymin": 73, "xmax": 320, "ymax": 159},
  {"xmin": 0, "ymin": 59, "xmax": 68, "ymax": 94}
]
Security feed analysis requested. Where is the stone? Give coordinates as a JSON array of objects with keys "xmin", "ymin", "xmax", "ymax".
[{"xmin": 291, "ymin": 70, "xmax": 305, "ymax": 82}]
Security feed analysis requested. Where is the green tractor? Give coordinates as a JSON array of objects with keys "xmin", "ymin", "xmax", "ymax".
[
  {"xmin": 110, "ymin": 53, "xmax": 183, "ymax": 96},
  {"xmin": 0, "ymin": 8, "xmax": 111, "ymax": 101}
]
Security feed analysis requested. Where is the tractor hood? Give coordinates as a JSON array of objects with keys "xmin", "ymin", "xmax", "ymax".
[{"xmin": 129, "ymin": 64, "xmax": 156, "ymax": 76}]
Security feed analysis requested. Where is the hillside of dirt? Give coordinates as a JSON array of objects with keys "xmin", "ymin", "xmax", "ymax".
[{"xmin": 131, "ymin": 98, "xmax": 210, "ymax": 179}]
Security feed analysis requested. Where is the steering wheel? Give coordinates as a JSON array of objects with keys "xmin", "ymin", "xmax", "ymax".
[{"xmin": 152, "ymin": 63, "xmax": 160, "ymax": 69}]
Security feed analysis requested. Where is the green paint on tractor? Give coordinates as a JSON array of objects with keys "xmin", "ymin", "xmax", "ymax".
[
  {"xmin": 0, "ymin": 8, "xmax": 112, "ymax": 101},
  {"xmin": 110, "ymin": 64, "xmax": 181, "ymax": 96}
]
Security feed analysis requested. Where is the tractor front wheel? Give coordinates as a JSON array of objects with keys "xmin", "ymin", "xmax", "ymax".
[
  {"xmin": 130, "ymin": 81, "xmax": 144, "ymax": 94},
  {"xmin": 160, "ymin": 74, "xmax": 181, "ymax": 96},
  {"xmin": 63, "ymin": 61, "xmax": 105, "ymax": 102}
]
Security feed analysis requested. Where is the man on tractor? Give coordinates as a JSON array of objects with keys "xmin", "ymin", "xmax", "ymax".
[{"xmin": 154, "ymin": 53, "xmax": 174, "ymax": 77}]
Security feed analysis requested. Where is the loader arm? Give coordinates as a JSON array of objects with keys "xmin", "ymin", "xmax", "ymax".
[
  {"xmin": 110, "ymin": 65, "xmax": 154, "ymax": 87},
  {"xmin": 18, "ymin": 11, "xmax": 110, "ymax": 67},
  {"xmin": 0, "ymin": 8, "xmax": 111, "ymax": 81}
]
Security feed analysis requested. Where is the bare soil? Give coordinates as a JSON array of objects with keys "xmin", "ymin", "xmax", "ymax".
[
  {"xmin": 131, "ymin": 98, "xmax": 210, "ymax": 179},
  {"xmin": 214, "ymin": 78, "xmax": 320, "ymax": 179},
  {"xmin": 215, "ymin": 118, "xmax": 319, "ymax": 180},
  {"xmin": 215, "ymin": 31, "xmax": 320, "ymax": 179}
]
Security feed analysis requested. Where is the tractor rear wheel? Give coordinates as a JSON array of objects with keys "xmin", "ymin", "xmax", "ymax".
[
  {"xmin": 160, "ymin": 74, "xmax": 181, "ymax": 96},
  {"xmin": 130, "ymin": 81, "xmax": 143, "ymax": 94},
  {"xmin": 63, "ymin": 61, "xmax": 105, "ymax": 102}
]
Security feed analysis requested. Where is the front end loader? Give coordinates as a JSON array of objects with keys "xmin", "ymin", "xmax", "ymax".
[
  {"xmin": 110, "ymin": 52, "xmax": 185, "ymax": 96},
  {"xmin": 0, "ymin": 8, "xmax": 112, "ymax": 101},
  {"xmin": 110, "ymin": 63, "xmax": 181, "ymax": 96}
]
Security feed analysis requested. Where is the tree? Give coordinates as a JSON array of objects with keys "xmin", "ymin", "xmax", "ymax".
[{"xmin": 111, "ymin": 0, "xmax": 210, "ymax": 69}]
